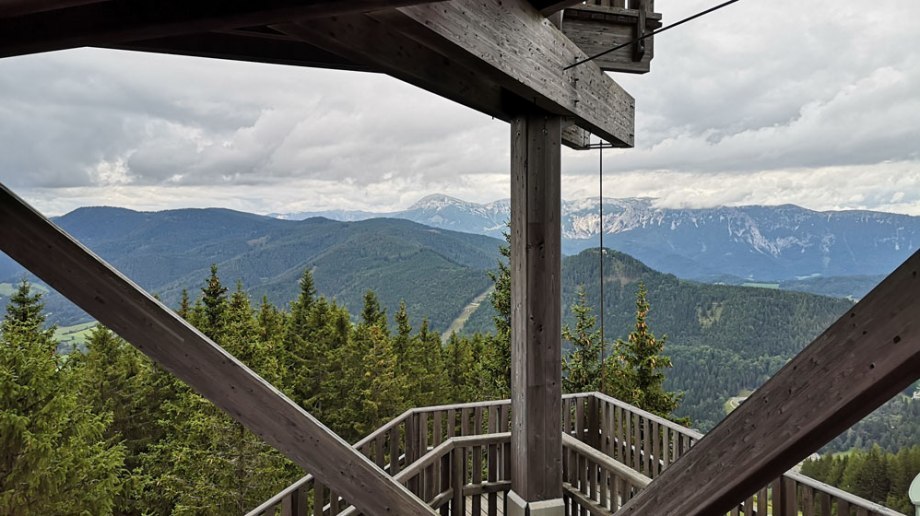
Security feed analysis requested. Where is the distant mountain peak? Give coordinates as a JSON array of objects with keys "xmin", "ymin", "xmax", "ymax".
[{"xmin": 409, "ymin": 193, "xmax": 471, "ymax": 210}]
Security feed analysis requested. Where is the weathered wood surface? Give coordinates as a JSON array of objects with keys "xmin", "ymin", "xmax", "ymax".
[
  {"xmin": 0, "ymin": 184, "xmax": 435, "ymax": 516},
  {"xmin": 112, "ymin": 31, "xmax": 373, "ymax": 73},
  {"xmin": 528, "ymin": 0, "xmax": 587, "ymax": 15},
  {"xmin": 0, "ymin": 0, "xmax": 442, "ymax": 58},
  {"xmin": 510, "ymin": 113, "xmax": 563, "ymax": 503},
  {"xmin": 279, "ymin": 0, "xmax": 634, "ymax": 147},
  {"xmin": 620, "ymin": 250, "xmax": 920, "ymax": 515},
  {"xmin": 392, "ymin": 0, "xmax": 634, "ymax": 147},
  {"xmin": 561, "ymin": 5, "xmax": 662, "ymax": 74}
]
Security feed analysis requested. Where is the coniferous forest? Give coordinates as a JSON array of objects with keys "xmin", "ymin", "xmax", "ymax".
[{"xmin": 0, "ymin": 252, "xmax": 683, "ymax": 514}]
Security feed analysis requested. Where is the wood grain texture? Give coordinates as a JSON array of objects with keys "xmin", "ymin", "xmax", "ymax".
[
  {"xmin": 510, "ymin": 113, "xmax": 563, "ymax": 502},
  {"xmin": 391, "ymin": 0, "xmax": 635, "ymax": 146},
  {"xmin": 0, "ymin": 0, "xmax": 442, "ymax": 58},
  {"xmin": 620, "ymin": 249, "xmax": 920, "ymax": 515},
  {"xmin": 111, "ymin": 31, "xmax": 372, "ymax": 73},
  {"xmin": 0, "ymin": 184, "xmax": 435, "ymax": 516}
]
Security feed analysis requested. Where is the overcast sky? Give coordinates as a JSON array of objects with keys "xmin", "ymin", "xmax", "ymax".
[{"xmin": 1, "ymin": 0, "xmax": 919, "ymax": 216}]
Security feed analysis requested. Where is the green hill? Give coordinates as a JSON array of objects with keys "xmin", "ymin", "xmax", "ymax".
[
  {"xmin": 0, "ymin": 208, "xmax": 502, "ymax": 333},
  {"xmin": 466, "ymin": 248, "xmax": 854, "ymax": 430}
]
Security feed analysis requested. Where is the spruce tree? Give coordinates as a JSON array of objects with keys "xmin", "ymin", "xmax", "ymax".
[
  {"xmin": 0, "ymin": 281, "xmax": 123, "ymax": 514},
  {"xmin": 562, "ymin": 287, "xmax": 604, "ymax": 393},
  {"xmin": 485, "ymin": 230, "xmax": 511, "ymax": 397},
  {"xmin": 199, "ymin": 264, "xmax": 228, "ymax": 340},
  {"xmin": 612, "ymin": 282, "xmax": 683, "ymax": 419}
]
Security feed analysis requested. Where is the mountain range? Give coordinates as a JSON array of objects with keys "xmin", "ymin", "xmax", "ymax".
[
  {"xmin": 276, "ymin": 194, "xmax": 919, "ymax": 287},
  {"xmin": 0, "ymin": 207, "xmax": 502, "ymax": 331},
  {"xmin": 0, "ymin": 206, "xmax": 859, "ymax": 428}
]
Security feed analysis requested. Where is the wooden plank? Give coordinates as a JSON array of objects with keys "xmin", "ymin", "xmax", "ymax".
[
  {"xmin": 528, "ymin": 0, "xmax": 587, "ymax": 15},
  {"xmin": 0, "ymin": 0, "xmax": 442, "ymax": 58},
  {"xmin": 0, "ymin": 0, "xmax": 101, "ymax": 18},
  {"xmin": 510, "ymin": 113, "xmax": 563, "ymax": 503},
  {"xmin": 280, "ymin": 0, "xmax": 634, "ymax": 147},
  {"xmin": 111, "ymin": 31, "xmax": 373, "ymax": 73},
  {"xmin": 0, "ymin": 185, "xmax": 435, "ymax": 515},
  {"xmin": 619, "ymin": 249, "xmax": 920, "ymax": 516}
]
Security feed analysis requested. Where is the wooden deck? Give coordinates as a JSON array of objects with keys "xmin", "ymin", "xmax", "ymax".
[{"xmin": 248, "ymin": 393, "xmax": 903, "ymax": 516}]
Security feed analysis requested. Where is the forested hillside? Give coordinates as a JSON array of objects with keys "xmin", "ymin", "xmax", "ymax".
[
  {"xmin": 824, "ymin": 394, "xmax": 920, "ymax": 454},
  {"xmin": 802, "ymin": 445, "xmax": 920, "ymax": 514},
  {"xmin": 1, "ymin": 261, "xmax": 687, "ymax": 514},
  {"xmin": 0, "ymin": 208, "xmax": 501, "ymax": 332},
  {"xmin": 468, "ymin": 249, "xmax": 854, "ymax": 430}
]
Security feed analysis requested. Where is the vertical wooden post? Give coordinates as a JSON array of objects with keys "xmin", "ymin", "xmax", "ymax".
[{"xmin": 509, "ymin": 112, "xmax": 564, "ymax": 516}]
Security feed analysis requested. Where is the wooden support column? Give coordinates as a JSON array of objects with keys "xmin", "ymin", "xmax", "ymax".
[{"xmin": 509, "ymin": 113, "xmax": 564, "ymax": 516}]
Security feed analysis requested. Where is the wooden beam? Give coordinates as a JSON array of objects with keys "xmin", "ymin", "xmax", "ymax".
[
  {"xmin": 111, "ymin": 31, "xmax": 375, "ymax": 73},
  {"xmin": 510, "ymin": 113, "xmax": 563, "ymax": 503},
  {"xmin": 561, "ymin": 5, "xmax": 662, "ymax": 74},
  {"xmin": 528, "ymin": 0, "xmax": 585, "ymax": 15},
  {"xmin": 620, "ymin": 250, "xmax": 920, "ymax": 516},
  {"xmin": 561, "ymin": 124, "xmax": 592, "ymax": 150},
  {"xmin": 0, "ymin": 184, "xmax": 436, "ymax": 516},
  {"xmin": 391, "ymin": 0, "xmax": 634, "ymax": 147},
  {"xmin": 0, "ymin": 0, "xmax": 442, "ymax": 58},
  {"xmin": 280, "ymin": 0, "xmax": 635, "ymax": 147},
  {"xmin": 0, "ymin": 0, "xmax": 102, "ymax": 18}
]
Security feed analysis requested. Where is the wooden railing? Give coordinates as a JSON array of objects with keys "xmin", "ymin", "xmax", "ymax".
[
  {"xmin": 562, "ymin": 433, "xmax": 651, "ymax": 514},
  {"xmin": 568, "ymin": 392, "xmax": 904, "ymax": 516},
  {"xmin": 251, "ymin": 393, "xmax": 904, "ymax": 516}
]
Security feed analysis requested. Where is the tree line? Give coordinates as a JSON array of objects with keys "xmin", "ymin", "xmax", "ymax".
[
  {"xmin": 801, "ymin": 445, "xmax": 920, "ymax": 514},
  {"xmin": 1, "ymin": 244, "xmax": 683, "ymax": 515}
]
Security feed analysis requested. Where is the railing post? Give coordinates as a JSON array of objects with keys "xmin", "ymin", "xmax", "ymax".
[{"xmin": 452, "ymin": 446, "xmax": 464, "ymax": 516}]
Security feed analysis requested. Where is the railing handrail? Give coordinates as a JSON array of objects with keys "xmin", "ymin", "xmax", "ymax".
[
  {"xmin": 245, "ymin": 473, "xmax": 313, "ymax": 516},
  {"xmin": 394, "ymin": 432, "xmax": 512, "ymax": 485},
  {"xmin": 586, "ymin": 390, "xmax": 704, "ymax": 440},
  {"xmin": 785, "ymin": 470, "xmax": 905, "ymax": 516},
  {"xmin": 562, "ymin": 432, "xmax": 651, "ymax": 488}
]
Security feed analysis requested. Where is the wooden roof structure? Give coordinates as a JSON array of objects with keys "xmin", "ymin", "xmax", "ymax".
[{"xmin": 1, "ymin": 1, "xmax": 919, "ymax": 515}]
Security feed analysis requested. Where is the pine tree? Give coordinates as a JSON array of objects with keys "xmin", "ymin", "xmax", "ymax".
[
  {"xmin": 485, "ymin": 229, "xmax": 511, "ymax": 397},
  {"xmin": 562, "ymin": 286, "xmax": 603, "ymax": 393},
  {"xmin": 410, "ymin": 319, "xmax": 449, "ymax": 407},
  {"xmin": 199, "ymin": 264, "xmax": 228, "ymax": 340},
  {"xmin": 611, "ymin": 282, "xmax": 683, "ymax": 420},
  {"xmin": 360, "ymin": 290, "xmax": 387, "ymax": 330},
  {"xmin": 178, "ymin": 288, "xmax": 191, "ymax": 320},
  {"xmin": 144, "ymin": 277, "xmax": 292, "ymax": 515},
  {"xmin": 0, "ymin": 281, "xmax": 124, "ymax": 514}
]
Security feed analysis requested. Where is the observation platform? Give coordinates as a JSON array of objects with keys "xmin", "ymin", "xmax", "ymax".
[{"xmin": 249, "ymin": 393, "xmax": 902, "ymax": 516}]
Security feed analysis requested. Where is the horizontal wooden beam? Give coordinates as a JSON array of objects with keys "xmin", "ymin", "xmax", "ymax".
[
  {"xmin": 528, "ymin": 0, "xmax": 585, "ymax": 15},
  {"xmin": 279, "ymin": 0, "xmax": 634, "ymax": 147},
  {"xmin": 0, "ymin": 183, "xmax": 436, "ymax": 516},
  {"xmin": 111, "ymin": 31, "xmax": 375, "ymax": 73},
  {"xmin": 620, "ymin": 250, "xmax": 920, "ymax": 515},
  {"xmin": 0, "ymin": 0, "xmax": 442, "ymax": 58},
  {"xmin": 0, "ymin": 0, "xmax": 101, "ymax": 18},
  {"xmin": 392, "ymin": 0, "xmax": 634, "ymax": 146}
]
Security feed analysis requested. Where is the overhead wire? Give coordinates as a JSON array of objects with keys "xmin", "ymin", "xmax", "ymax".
[{"xmin": 564, "ymin": 0, "xmax": 744, "ymax": 71}]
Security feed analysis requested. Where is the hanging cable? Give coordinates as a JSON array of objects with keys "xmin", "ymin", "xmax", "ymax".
[
  {"xmin": 598, "ymin": 139, "xmax": 606, "ymax": 383},
  {"xmin": 564, "ymin": 0, "xmax": 744, "ymax": 71}
]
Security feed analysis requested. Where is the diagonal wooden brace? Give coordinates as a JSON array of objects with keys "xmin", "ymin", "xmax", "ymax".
[
  {"xmin": 620, "ymin": 249, "xmax": 920, "ymax": 515},
  {"xmin": 0, "ymin": 183, "xmax": 436, "ymax": 516}
]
